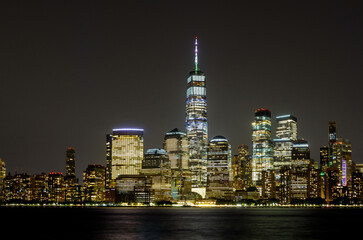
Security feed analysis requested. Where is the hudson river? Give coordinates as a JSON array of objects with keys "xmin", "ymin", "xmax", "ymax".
[{"xmin": 2, "ymin": 207, "xmax": 361, "ymax": 239}]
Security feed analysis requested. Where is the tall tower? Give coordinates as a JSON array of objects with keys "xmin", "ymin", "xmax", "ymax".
[
  {"xmin": 185, "ymin": 37, "xmax": 208, "ymax": 190},
  {"xmin": 206, "ymin": 136, "xmax": 232, "ymax": 199},
  {"xmin": 251, "ymin": 108, "xmax": 274, "ymax": 191},
  {"xmin": 163, "ymin": 128, "xmax": 192, "ymax": 199},
  {"xmin": 273, "ymin": 115, "xmax": 297, "ymax": 170},
  {"xmin": 65, "ymin": 147, "xmax": 76, "ymax": 178}
]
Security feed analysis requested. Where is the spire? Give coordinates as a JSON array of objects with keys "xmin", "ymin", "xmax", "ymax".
[{"xmin": 194, "ymin": 36, "xmax": 198, "ymax": 72}]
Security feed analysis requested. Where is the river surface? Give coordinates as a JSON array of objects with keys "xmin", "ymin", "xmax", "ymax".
[{"xmin": 2, "ymin": 207, "xmax": 361, "ymax": 239}]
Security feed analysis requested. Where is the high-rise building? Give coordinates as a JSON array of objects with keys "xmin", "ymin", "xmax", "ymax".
[
  {"xmin": 0, "ymin": 158, "xmax": 5, "ymax": 202},
  {"xmin": 290, "ymin": 140, "xmax": 310, "ymax": 200},
  {"xmin": 332, "ymin": 138, "xmax": 352, "ymax": 186},
  {"xmin": 48, "ymin": 172, "xmax": 65, "ymax": 203},
  {"xmin": 320, "ymin": 146, "xmax": 330, "ymax": 173},
  {"xmin": 273, "ymin": 115, "xmax": 297, "ymax": 170},
  {"xmin": 185, "ymin": 37, "xmax": 208, "ymax": 190},
  {"xmin": 141, "ymin": 148, "xmax": 172, "ymax": 202},
  {"xmin": 163, "ymin": 128, "xmax": 191, "ymax": 199},
  {"xmin": 106, "ymin": 128, "xmax": 144, "ymax": 182},
  {"xmin": 328, "ymin": 121, "xmax": 337, "ymax": 147},
  {"xmin": 232, "ymin": 145, "xmax": 252, "ymax": 191},
  {"xmin": 206, "ymin": 136, "xmax": 232, "ymax": 199},
  {"xmin": 65, "ymin": 147, "xmax": 76, "ymax": 178},
  {"xmin": 64, "ymin": 147, "xmax": 79, "ymax": 202},
  {"xmin": 251, "ymin": 108, "xmax": 274, "ymax": 192},
  {"xmin": 83, "ymin": 164, "xmax": 106, "ymax": 202}
]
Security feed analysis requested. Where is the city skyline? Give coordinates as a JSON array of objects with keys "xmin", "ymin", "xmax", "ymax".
[{"xmin": 1, "ymin": 1, "xmax": 362, "ymax": 181}]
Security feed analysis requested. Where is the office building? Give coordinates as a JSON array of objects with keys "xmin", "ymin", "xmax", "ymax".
[
  {"xmin": 0, "ymin": 158, "xmax": 5, "ymax": 202},
  {"xmin": 141, "ymin": 148, "xmax": 172, "ymax": 202},
  {"xmin": 290, "ymin": 140, "xmax": 311, "ymax": 200},
  {"xmin": 106, "ymin": 128, "xmax": 144, "ymax": 182},
  {"xmin": 83, "ymin": 164, "xmax": 106, "ymax": 202},
  {"xmin": 332, "ymin": 138, "xmax": 352, "ymax": 186},
  {"xmin": 163, "ymin": 128, "xmax": 192, "ymax": 199},
  {"xmin": 185, "ymin": 37, "xmax": 208, "ymax": 190},
  {"xmin": 64, "ymin": 147, "xmax": 79, "ymax": 202},
  {"xmin": 251, "ymin": 108, "xmax": 274, "ymax": 192},
  {"xmin": 206, "ymin": 136, "xmax": 232, "ymax": 199},
  {"xmin": 232, "ymin": 145, "xmax": 252, "ymax": 191},
  {"xmin": 273, "ymin": 115, "xmax": 297, "ymax": 170},
  {"xmin": 48, "ymin": 172, "xmax": 65, "ymax": 203}
]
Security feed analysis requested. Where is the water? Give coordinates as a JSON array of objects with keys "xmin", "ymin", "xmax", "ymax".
[{"xmin": 2, "ymin": 207, "xmax": 361, "ymax": 239}]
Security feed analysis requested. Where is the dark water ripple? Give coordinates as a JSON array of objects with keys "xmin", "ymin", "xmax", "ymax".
[{"xmin": 2, "ymin": 207, "xmax": 361, "ymax": 240}]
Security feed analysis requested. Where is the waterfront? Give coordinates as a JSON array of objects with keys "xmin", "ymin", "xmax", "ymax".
[{"xmin": 2, "ymin": 207, "xmax": 361, "ymax": 240}]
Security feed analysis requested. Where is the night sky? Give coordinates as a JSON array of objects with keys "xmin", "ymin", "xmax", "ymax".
[{"xmin": 1, "ymin": 1, "xmax": 362, "ymax": 180}]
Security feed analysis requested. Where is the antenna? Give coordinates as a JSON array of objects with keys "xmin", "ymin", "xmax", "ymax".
[{"xmin": 194, "ymin": 36, "xmax": 198, "ymax": 72}]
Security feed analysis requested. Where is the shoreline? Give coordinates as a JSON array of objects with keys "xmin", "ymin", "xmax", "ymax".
[{"xmin": 1, "ymin": 203, "xmax": 363, "ymax": 208}]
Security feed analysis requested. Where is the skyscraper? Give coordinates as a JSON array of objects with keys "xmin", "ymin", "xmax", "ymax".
[
  {"xmin": 329, "ymin": 121, "xmax": 337, "ymax": 147},
  {"xmin": 206, "ymin": 136, "xmax": 232, "ymax": 199},
  {"xmin": 185, "ymin": 37, "xmax": 208, "ymax": 190},
  {"xmin": 83, "ymin": 164, "xmax": 106, "ymax": 202},
  {"xmin": 64, "ymin": 147, "xmax": 79, "ymax": 202},
  {"xmin": 290, "ymin": 139, "xmax": 311, "ymax": 200},
  {"xmin": 332, "ymin": 138, "xmax": 352, "ymax": 186},
  {"xmin": 251, "ymin": 108, "xmax": 274, "ymax": 192},
  {"xmin": 65, "ymin": 147, "xmax": 76, "ymax": 178},
  {"xmin": 106, "ymin": 128, "xmax": 144, "ymax": 182},
  {"xmin": 273, "ymin": 115, "xmax": 297, "ymax": 170},
  {"xmin": 163, "ymin": 128, "xmax": 191, "ymax": 199},
  {"xmin": 141, "ymin": 148, "xmax": 172, "ymax": 202}
]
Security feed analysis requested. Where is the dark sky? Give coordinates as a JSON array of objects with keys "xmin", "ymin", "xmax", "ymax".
[{"xmin": 1, "ymin": 1, "xmax": 362, "ymax": 180}]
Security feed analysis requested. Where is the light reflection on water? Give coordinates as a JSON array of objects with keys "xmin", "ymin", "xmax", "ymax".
[{"xmin": 3, "ymin": 207, "xmax": 361, "ymax": 240}]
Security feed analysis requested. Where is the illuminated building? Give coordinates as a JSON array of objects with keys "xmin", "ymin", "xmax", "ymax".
[
  {"xmin": 278, "ymin": 167, "xmax": 291, "ymax": 204},
  {"xmin": 65, "ymin": 147, "xmax": 76, "ymax": 178},
  {"xmin": 115, "ymin": 175, "xmax": 150, "ymax": 203},
  {"xmin": 232, "ymin": 145, "xmax": 252, "ymax": 191},
  {"xmin": 64, "ymin": 147, "xmax": 79, "ymax": 202},
  {"xmin": 290, "ymin": 140, "xmax": 310, "ymax": 200},
  {"xmin": 332, "ymin": 138, "xmax": 352, "ymax": 186},
  {"xmin": 106, "ymin": 128, "xmax": 144, "ymax": 182},
  {"xmin": 83, "ymin": 164, "xmax": 106, "ymax": 202},
  {"xmin": 320, "ymin": 146, "xmax": 330, "ymax": 173},
  {"xmin": 141, "ymin": 148, "xmax": 172, "ymax": 202},
  {"xmin": 325, "ymin": 167, "xmax": 340, "ymax": 203},
  {"xmin": 48, "ymin": 172, "xmax": 65, "ymax": 203},
  {"xmin": 262, "ymin": 170, "xmax": 276, "ymax": 199},
  {"xmin": 206, "ymin": 136, "xmax": 232, "ymax": 199},
  {"xmin": 30, "ymin": 173, "xmax": 49, "ymax": 202},
  {"xmin": 307, "ymin": 168, "xmax": 323, "ymax": 199},
  {"xmin": 273, "ymin": 115, "xmax": 297, "ymax": 170},
  {"xmin": 163, "ymin": 128, "xmax": 191, "ymax": 199},
  {"xmin": 329, "ymin": 121, "xmax": 337, "ymax": 147},
  {"xmin": 3, "ymin": 173, "xmax": 32, "ymax": 202},
  {"xmin": 0, "ymin": 158, "xmax": 5, "ymax": 202},
  {"xmin": 185, "ymin": 37, "xmax": 208, "ymax": 191},
  {"xmin": 351, "ymin": 170, "xmax": 363, "ymax": 204},
  {"xmin": 291, "ymin": 140, "xmax": 310, "ymax": 167},
  {"xmin": 251, "ymin": 108, "xmax": 274, "ymax": 192}
]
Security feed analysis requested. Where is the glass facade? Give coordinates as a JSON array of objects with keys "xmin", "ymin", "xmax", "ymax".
[
  {"xmin": 251, "ymin": 108, "xmax": 274, "ymax": 190},
  {"xmin": 332, "ymin": 138, "xmax": 352, "ymax": 186},
  {"xmin": 163, "ymin": 128, "xmax": 191, "ymax": 199},
  {"xmin": 141, "ymin": 148, "xmax": 172, "ymax": 202},
  {"xmin": 273, "ymin": 115, "xmax": 297, "ymax": 170},
  {"xmin": 290, "ymin": 140, "xmax": 310, "ymax": 200},
  {"xmin": 206, "ymin": 136, "xmax": 232, "ymax": 199},
  {"xmin": 106, "ymin": 128, "xmax": 144, "ymax": 181},
  {"xmin": 185, "ymin": 37, "xmax": 208, "ymax": 189}
]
